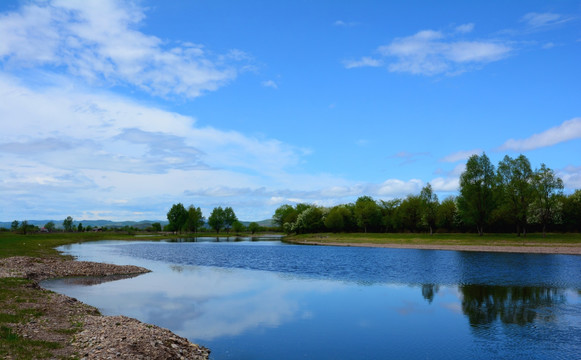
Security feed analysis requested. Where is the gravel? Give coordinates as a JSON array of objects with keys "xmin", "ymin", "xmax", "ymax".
[{"xmin": 0, "ymin": 256, "xmax": 211, "ymax": 359}]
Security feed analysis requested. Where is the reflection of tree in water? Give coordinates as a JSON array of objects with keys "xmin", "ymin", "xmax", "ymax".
[
  {"xmin": 421, "ymin": 284, "xmax": 440, "ymax": 304},
  {"xmin": 459, "ymin": 285, "xmax": 566, "ymax": 326}
]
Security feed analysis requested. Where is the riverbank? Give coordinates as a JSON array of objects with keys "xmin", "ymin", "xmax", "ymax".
[
  {"xmin": 0, "ymin": 232, "xmax": 211, "ymax": 359},
  {"xmin": 285, "ymin": 233, "xmax": 581, "ymax": 255}
]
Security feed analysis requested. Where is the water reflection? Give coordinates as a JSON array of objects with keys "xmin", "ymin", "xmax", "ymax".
[
  {"xmin": 52, "ymin": 273, "xmax": 142, "ymax": 286},
  {"xmin": 421, "ymin": 284, "xmax": 440, "ymax": 303},
  {"xmin": 44, "ymin": 241, "xmax": 581, "ymax": 360},
  {"xmin": 459, "ymin": 285, "xmax": 566, "ymax": 325}
]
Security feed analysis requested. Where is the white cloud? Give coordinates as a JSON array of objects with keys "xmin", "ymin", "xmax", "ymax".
[
  {"xmin": 521, "ymin": 12, "xmax": 571, "ymax": 28},
  {"xmin": 559, "ymin": 166, "xmax": 581, "ymax": 190},
  {"xmin": 378, "ymin": 29, "xmax": 511, "ymax": 75},
  {"xmin": 440, "ymin": 149, "xmax": 482, "ymax": 163},
  {"xmin": 343, "ymin": 57, "xmax": 383, "ymax": 69},
  {"xmin": 261, "ymin": 80, "xmax": 278, "ymax": 89},
  {"xmin": 0, "ymin": 0, "xmax": 240, "ymax": 98},
  {"xmin": 373, "ymin": 179, "xmax": 423, "ymax": 197},
  {"xmin": 0, "ymin": 73, "xmax": 312, "ymax": 220},
  {"xmin": 542, "ymin": 42, "xmax": 556, "ymax": 49},
  {"xmin": 499, "ymin": 118, "xmax": 581, "ymax": 151},
  {"xmin": 430, "ymin": 177, "xmax": 460, "ymax": 192},
  {"xmin": 455, "ymin": 23, "xmax": 475, "ymax": 34},
  {"xmin": 334, "ymin": 20, "xmax": 358, "ymax": 27}
]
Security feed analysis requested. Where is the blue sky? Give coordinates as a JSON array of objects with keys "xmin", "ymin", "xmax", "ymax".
[{"xmin": 0, "ymin": 0, "xmax": 580, "ymax": 222}]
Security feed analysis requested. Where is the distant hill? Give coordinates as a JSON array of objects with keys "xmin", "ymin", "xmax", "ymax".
[
  {"xmin": 0, "ymin": 218, "xmax": 275, "ymax": 230},
  {"xmin": 0, "ymin": 219, "xmax": 168, "ymax": 230}
]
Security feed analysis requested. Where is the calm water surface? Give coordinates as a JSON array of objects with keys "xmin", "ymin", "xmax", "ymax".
[{"xmin": 43, "ymin": 238, "xmax": 581, "ymax": 360}]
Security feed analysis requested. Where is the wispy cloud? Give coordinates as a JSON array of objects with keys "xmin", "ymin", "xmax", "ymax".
[
  {"xmin": 520, "ymin": 12, "xmax": 572, "ymax": 28},
  {"xmin": 334, "ymin": 20, "xmax": 358, "ymax": 27},
  {"xmin": 498, "ymin": 118, "xmax": 581, "ymax": 151},
  {"xmin": 391, "ymin": 151, "xmax": 430, "ymax": 165},
  {"xmin": 440, "ymin": 149, "xmax": 482, "ymax": 163},
  {"xmin": 343, "ymin": 57, "xmax": 383, "ymax": 69},
  {"xmin": 455, "ymin": 23, "xmax": 475, "ymax": 34},
  {"xmin": 0, "ymin": 0, "xmax": 243, "ymax": 98},
  {"xmin": 378, "ymin": 29, "xmax": 511, "ymax": 76},
  {"xmin": 261, "ymin": 80, "xmax": 278, "ymax": 89}
]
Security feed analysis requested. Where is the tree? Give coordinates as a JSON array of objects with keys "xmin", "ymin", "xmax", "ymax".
[
  {"xmin": 20, "ymin": 220, "xmax": 29, "ymax": 235},
  {"xmin": 437, "ymin": 196, "xmax": 457, "ymax": 231},
  {"xmin": 529, "ymin": 164, "xmax": 564, "ymax": 237},
  {"xmin": 11, "ymin": 220, "xmax": 19, "ymax": 232},
  {"xmin": 458, "ymin": 153, "xmax": 496, "ymax": 236},
  {"xmin": 223, "ymin": 207, "xmax": 237, "ymax": 233},
  {"xmin": 184, "ymin": 205, "xmax": 204, "ymax": 233},
  {"xmin": 63, "ymin": 216, "xmax": 74, "ymax": 232},
  {"xmin": 292, "ymin": 206, "xmax": 323, "ymax": 234},
  {"xmin": 167, "ymin": 203, "xmax": 188, "ymax": 233},
  {"xmin": 44, "ymin": 221, "xmax": 55, "ymax": 232},
  {"xmin": 496, "ymin": 154, "xmax": 534, "ymax": 236},
  {"xmin": 354, "ymin": 196, "xmax": 382, "ymax": 233},
  {"xmin": 380, "ymin": 199, "xmax": 402, "ymax": 232},
  {"xmin": 232, "ymin": 221, "xmax": 245, "ymax": 234},
  {"xmin": 399, "ymin": 195, "xmax": 423, "ymax": 232},
  {"xmin": 151, "ymin": 222, "xmax": 162, "ymax": 232},
  {"xmin": 562, "ymin": 190, "xmax": 581, "ymax": 232},
  {"xmin": 273, "ymin": 204, "xmax": 299, "ymax": 230},
  {"xmin": 248, "ymin": 222, "xmax": 260, "ymax": 234},
  {"xmin": 77, "ymin": 223, "xmax": 83, "ymax": 232},
  {"xmin": 325, "ymin": 206, "xmax": 351, "ymax": 232},
  {"xmin": 208, "ymin": 207, "xmax": 226, "ymax": 234},
  {"xmin": 420, "ymin": 183, "xmax": 439, "ymax": 235}
]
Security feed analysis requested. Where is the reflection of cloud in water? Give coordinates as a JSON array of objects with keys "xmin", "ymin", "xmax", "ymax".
[{"xmin": 80, "ymin": 265, "xmax": 343, "ymax": 341}]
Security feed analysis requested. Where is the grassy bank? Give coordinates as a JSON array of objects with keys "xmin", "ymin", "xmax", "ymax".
[{"xmin": 285, "ymin": 232, "xmax": 581, "ymax": 247}]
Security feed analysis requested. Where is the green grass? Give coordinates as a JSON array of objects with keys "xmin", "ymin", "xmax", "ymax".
[
  {"xmin": 0, "ymin": 278, "xmax": 62, "ymax": 359},
  {"xmin": 0, "ymin": 231, "xmax": 280, "ymax": 259},
  {"xmin": 286, "ymin": 232, "xmax": 581, "ymax": 247}
]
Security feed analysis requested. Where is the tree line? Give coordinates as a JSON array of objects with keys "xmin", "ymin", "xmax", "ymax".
[
  {"xmin": 166, "ymin": 203, "xmax": 262, "ymax": 234},
  {"xmin": 273, "ymin": 153, "xmax": 581, "ymax": 236}
]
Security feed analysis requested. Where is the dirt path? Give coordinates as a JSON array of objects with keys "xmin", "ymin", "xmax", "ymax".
[{"xmin": 0, "ymin": 256, "xmax": 210, "ymax": 359}]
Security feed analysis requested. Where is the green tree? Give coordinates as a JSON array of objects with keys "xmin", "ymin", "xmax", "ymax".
[
  {"xmin": 496, "ymin": 154, "xmax": 534, "ymax": 236},
  {"xmin": 292, "ymin": 206, "xmax": 323, "ymax": 234},
  {"xmin": 399, "ymin": 195, "xmax": 423, "ymax": 232},
  {"xmin": 437, "ymin": 196, "xmax": 457, "ymax": 231},
  {"xmin": 11, "ymin": 220, "xmax": 19, "ymax": 232},
  {"xmin": 208, "ymin": 207, "xmax": 226, "ymax": 234},
  {"xmin": 19, "ymin": 220, "xmax": 29, "ymax": 235},
  {"xmin": 44, "ymin": 221, "xmax": 55, "ymax": 232},
  {"xmin": 184, "ymin": 205, "xmax": 204, "ymax": 233},
  {"xmin": 167, "ymin": 203, "xmax": 188, "ymax": 233},
  {"xmin": 151, "ymin": 222, "xmax": 162, "ymax": 232},
  {"xmin": 223, "ymin": 207, "xmax": 237, "ymax": 233},
  {"xmin": 273, "ymin": 204, "xmax": 296, "ymax": 229},
  {"xmin": 380, "ymin": 199, "xmax": 402, "ymax": 232},
  {"xmin": 325, "ymin": 206, "xmax": 351, "ymax": 232},
  {"xmin": 458, "ymin": 153, "xmax": 496, "ymax": 236},
  {"xmin": 232, "ymin": 221, "xmax": 245, "ymax": 234},
  {"xmin": 248, "ymin": 222, "xmax": 261, "ymax": 234},
  {"xmin": 420, "ymin": 183, "xmax": 439, "ymax": 235},
  {"xmin": 63, "ymin": 216, "xmax": 74, "ymax": 232},
  {"xmin": 562, "ymin": 190, "xmax": 581, "ymax": 232},
  {"xmin": 354, "ymin": 196, "xmax": 381, "ymax": 233},
  {"xmin": 529, "ymin": 164, "xmax": 564, "ymax": 237},
  {"xmin": 77, "ymin": 223, "xmax": 83, "ymax": 232}
]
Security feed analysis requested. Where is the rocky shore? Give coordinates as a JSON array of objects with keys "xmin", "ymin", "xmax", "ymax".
[{"xmin": 0, "ymin": 256, "xmax": 210, "ymax": 359}]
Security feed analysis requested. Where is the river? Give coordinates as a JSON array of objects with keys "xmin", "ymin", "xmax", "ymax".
[{"xmin": 43, "ymin": 237, "xmax": 581, "ymax": 359}]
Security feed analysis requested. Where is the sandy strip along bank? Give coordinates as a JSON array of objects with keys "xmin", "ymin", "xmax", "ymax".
[
  {"xmin": 0, "ymin": 256, "xmax": 210, "ymax": 359},
  {"xmin": 288, "ymin": 240, "xmax": 581, "ymax": 255}
]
